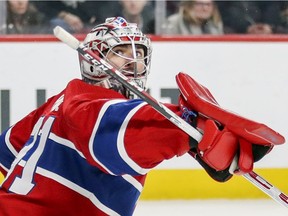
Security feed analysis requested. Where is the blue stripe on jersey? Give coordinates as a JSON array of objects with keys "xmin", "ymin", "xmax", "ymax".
[
  {"xmin": 92, "ymin": 99, "xmax": 145, "ymax": 175},
  {"xmin": 38, "ymin": 138, "xmax": 140, "ymax": 216},
  {"xmin": 0, "ymin": 129, "xmax": 17, "ymax": 170}
]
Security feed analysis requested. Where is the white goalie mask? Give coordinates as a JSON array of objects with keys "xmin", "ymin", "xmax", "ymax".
[{"xmin": 78, "ymin": 17, "xmax": 152, "ymax": 99}]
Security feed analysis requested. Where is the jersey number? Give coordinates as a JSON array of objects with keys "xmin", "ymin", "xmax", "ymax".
[{"xmin": 8, "ymin": 116, "xmax": 55, "ymax": 195}]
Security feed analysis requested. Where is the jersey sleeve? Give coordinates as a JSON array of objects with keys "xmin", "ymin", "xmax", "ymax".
[{"xmin": 62, "ymin": 81, "xmax": 190, "ymax": 176}]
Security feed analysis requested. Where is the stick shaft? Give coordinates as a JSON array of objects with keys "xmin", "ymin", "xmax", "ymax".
[{"xmin": 244, "ymin": 171, "xmax": 288, "ymax": 207}]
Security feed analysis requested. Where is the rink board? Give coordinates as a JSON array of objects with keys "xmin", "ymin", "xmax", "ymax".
[
  {"xmin": 0, "ymin": 36, "xmax": 288, "ymax": 200},
  {"xmin": 140, "ymin": 168, "xmax": 288, "ymax": 199}
]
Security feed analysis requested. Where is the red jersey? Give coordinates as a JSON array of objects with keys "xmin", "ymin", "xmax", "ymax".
[{"xmin": 0, "ymin": 79, "xmax": 190, "ymax": 215}]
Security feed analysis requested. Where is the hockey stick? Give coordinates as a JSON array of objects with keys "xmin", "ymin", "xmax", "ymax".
[
  {"xmin": 244, "ymin": 171, "xmax": 288, "ymax": 207},
  {"xmin": 53, "ymin": 26, "xmax": 288, "ymax": 209}
]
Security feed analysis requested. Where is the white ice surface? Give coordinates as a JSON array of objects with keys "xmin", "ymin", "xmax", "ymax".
[{"xmin": 134, "ymin": 199, "xmax": 288, "ymax": 216}]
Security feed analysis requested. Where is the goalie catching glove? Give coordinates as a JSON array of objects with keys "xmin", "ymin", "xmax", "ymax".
[{"xmin": 176, "ymin": 72, "xmax": 285, "ymax": 182}]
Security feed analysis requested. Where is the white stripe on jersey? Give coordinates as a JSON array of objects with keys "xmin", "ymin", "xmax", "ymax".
[
  {"xmin": 117, "ymin": 102, "xmax": 151, "ymax": 175},
  {"xmin": 0, "ymin": 163, "xmax": 8, "ymax": 172},
  {"xmin": 49, "ymin": 133, "xmax": 85, "ymax": 158},
  {"xmin": 89, "ymin": 99, "xmax": 127, "ymax": 176},
  {"xmin": 122, "ymin": 174, "xmax": 143, "ymax": 192},
  {"xmin": 17, "ymin": 160, "xmax": 120, "ymax": 216},
  {"xmin": 5, "ymin": 126, "xmax": 18, "ymax": 156}
]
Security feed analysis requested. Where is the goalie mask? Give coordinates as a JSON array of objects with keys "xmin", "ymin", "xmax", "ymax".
[{"xmin": 78, "ymin": 17, "xmax": 152, "ymax": 99}]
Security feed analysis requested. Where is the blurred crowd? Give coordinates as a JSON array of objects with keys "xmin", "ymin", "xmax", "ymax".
[{"xmin": 0, "ymin": 0, "xmax": 288, "ymax": 35}]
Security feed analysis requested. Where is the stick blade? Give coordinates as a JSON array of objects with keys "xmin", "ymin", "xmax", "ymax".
[{"xmin": 53, "ymin": 26, "xmax": 80, "ymax": 50}]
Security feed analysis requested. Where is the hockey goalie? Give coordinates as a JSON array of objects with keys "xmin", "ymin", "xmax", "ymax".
[{"xmin": 0, "ymin": 17, "xmax": 285, "ymax": 216}]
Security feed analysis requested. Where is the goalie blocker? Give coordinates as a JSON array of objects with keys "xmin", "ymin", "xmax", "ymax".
[{"xmin": 176, "ymin": 72, "xmax": 285, "ymax": 182}]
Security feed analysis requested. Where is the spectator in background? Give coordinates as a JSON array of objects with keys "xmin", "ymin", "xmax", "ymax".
[
  {"xmin": 217, "ymin": 1, "xmax": 282, "ymax": 34},
  {"xmin": 117, "ymin": 0, "xmax": 155, "ymax": 34},
  {"xmin": 34, "ymin": 1, "xmax": 119, "ymax": 33},
  {"xmin": 163, "ymin": 0, "xmax": 223, "ymax": 35},
  {"xmin": 274, "ymin": 2, "xmax": 288, "ymax": 34},
  {"xmin": 6, "ymin": 0, "xmax": 48, "ymax": 34},
  {"xmin": 166, "ymin": 1, "xmax": 181, "ymax": 17}
]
